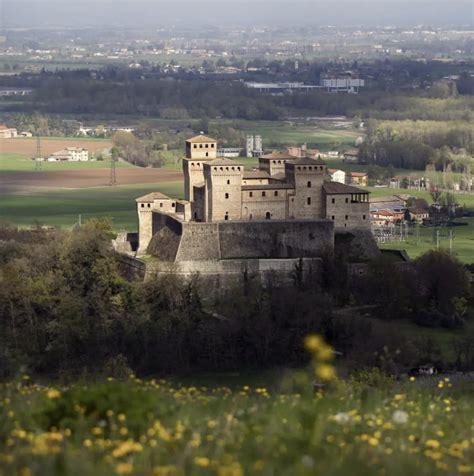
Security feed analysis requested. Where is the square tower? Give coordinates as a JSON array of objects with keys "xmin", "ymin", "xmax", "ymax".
[
  {"xmin": 185, "ymin": 135, "xmax": 217, "ymax": 160},
  {"xmin": 184, "ymin": 135, "xmax": 218, "ymax": 202},
  {"xmin": 203, "ymin": 159, "xmax": 243, "ymax": 222},
  {"xmin": 285, "ymin": 157, "xmax": 326, "ymax": 219}
]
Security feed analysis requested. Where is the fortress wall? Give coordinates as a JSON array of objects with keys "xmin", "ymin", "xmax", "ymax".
[
  {"xmin": 334, "ymin": 228, "xmax": 380, "ymax": 261},
  {"xmin": 218, "ymin": 220, "xmax": 334, "ymax": 259},
  {"xmin": 148, "ymin": 214, "xmax": 334, "ymax": 262},
  {"xmin": 175, "ymin": 222, "xmax": 221, "ymax": 261},
  {"xmin": 145, "ymin": 257, "xmax": 323, "ymax": 291}
]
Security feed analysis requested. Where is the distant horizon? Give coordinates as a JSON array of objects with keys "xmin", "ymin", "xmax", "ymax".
[{"xmin": 2, "ymin": 1, "xmax": 473, "ymax": 29}]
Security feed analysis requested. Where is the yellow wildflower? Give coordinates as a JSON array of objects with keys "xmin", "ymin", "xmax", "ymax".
[
  {"xmin": 47, "ymin": 389, "xmax": 61, "ymax": 399},
  {"xmin": 458, "ymin": 465, "xmax": 472, "ymax": 474},
  {"xmin": 316, "ymin": 363, "xmax": 337, "ymax": 381},
  {"xmin": 193, "ymin": 457, "xmax": 210, "ymax": 467},
  {"xmin": 425, "ymin": 439, "xmax": 440, "ymax": 449},
  {"xmin": 115, "ymin": 462, "xmax": 133, "ymax": 474}
]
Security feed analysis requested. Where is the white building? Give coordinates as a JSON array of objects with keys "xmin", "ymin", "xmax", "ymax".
[
  {"xmin": 328, "ymin": 168, "xmax": 346, "ymax": 184},
  {"xmin": 0, "ymin": 125, "xmax": 18, "ymax": 138},
  {"xmin": 49, "ymin": 147, "xmax": 89, "ymax": 161}
]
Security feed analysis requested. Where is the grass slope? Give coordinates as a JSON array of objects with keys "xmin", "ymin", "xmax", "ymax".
[{"xmin": 1, "ymin": 371, "xmax": 472, "ymax": 476}]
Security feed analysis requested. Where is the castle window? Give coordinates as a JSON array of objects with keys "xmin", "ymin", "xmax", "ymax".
[
  {"xmin": 225, "ymin": 212, "xmax": 229, "ymax": 221},
  {"xmin": 262, "ymin": 191, "xmax": 266, "ymax": 197},
  {"xmin": 225, "ymin": 193, "xmax": 229, "ymax": 199},
  {"xmin": 141, "ymin": 203, "xmax": 144, "ymax": 208},
  {"xmin": 265, "ymin": 212, "xmax": 271, "ymax": 220},
  {"xmin": 214, "ymin": 167, "xmax": 217, "ymax": 171},
  {"xmin": 249, "ymin": 192, "xmax": 253, "ymax": 197},
  {"xmin": 345, "ymin": 198, "xmax": 349, "ymax": 203},
  {"xmin": 363, "ymin": 215, "xmax": 366, "ymax": 220},
  {"xmin": 199, "ymin": 144, "xmax": 203, "ymax": 148},
  {"xmin": 206, "ymin": 152, "xmax": 208, "ymax": 157},
  {"xmin": 249, "ymin": 214, "xmax": 253, "ymax": 220},
  {"xmin": 160, "ymin": 202, "xmax": 163, "ymax": 208},
  {"xmin": 274, "ymin": 191, "xmax": 278, "ymax": 196},
  {"xmin": 331, "ymin": 216, "xmax": 335, "ymax": 220},
  {"xmin": 147, "ymin": 203, "xmax": 151, "ymax": 208},
  {"xmin": 211, "ymin": 143, "xmax": 215, "ymax": 148},
  {"xmin": 331, "ymin": 198, "xmax": 335, "ymax": 204},
  {"xmin": 307, "ymin": 181, "xmax": 311, "ymax": 188},
  {"xmin": 194, "ymin": 144, "xmax": 197, "ymax": 149},
  {"xmin": 227, "ymin": 179, "xmax": 230, "ymax": 184},
  {"xmin": 237, "ymin": 167, "xmax": 240, "ymax": 171},
  {"xmin": 205, "ymin": 144, "xmax": 208, "ymax": 148},
  {"xmin": 172, "ymin": 203, "xmax": 176, "ymax": 208},
  {"xmin": 307, "ymin": 197, "xmax": 311, "ymax": 205},
  {"xmin": 345, "ymin": 215, "xmax": 348, "ymax": 220}
]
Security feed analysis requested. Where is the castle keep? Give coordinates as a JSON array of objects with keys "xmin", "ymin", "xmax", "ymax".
[{"xmin": 134, "ymin": 135, "xmax": 376, "ymax": 284}]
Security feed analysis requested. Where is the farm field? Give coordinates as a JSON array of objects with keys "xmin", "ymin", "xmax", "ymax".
[
  {"xmin": 0, "ymin": 182, "xmax": 184, "ymax": 230},
  {"xmin": 378, "ymin": 217, "xmax": 474, "ymax": 264},
  {"xmin": 0, "ymin": 136, "xmax": 112, "ymax": 156},
  {"xmin": 0, "ymin": 165, "xmax": 182, "ymax": 193},
  {"xmin": 0, "ymin": 153, "xmax": 132, "ymax": 173}
]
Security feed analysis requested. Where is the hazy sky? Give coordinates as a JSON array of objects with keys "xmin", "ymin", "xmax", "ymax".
[{"xmin": 2, "ymin": 1, "xmax": 473, "ymax": 28}]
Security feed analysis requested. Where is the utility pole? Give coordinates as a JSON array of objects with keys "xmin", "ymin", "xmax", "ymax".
[
  {"xmin": 109, "ymin": 157, "xmax": 117, "ymax": 186},
  {"xmin": 34, "ymin": 135, "xmax": 42, "ymax": 171}
]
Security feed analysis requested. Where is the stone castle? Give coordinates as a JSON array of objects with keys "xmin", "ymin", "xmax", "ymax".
[{"xmin": 134, "ymin": 135, "xmax": 377, "ymax": 285}]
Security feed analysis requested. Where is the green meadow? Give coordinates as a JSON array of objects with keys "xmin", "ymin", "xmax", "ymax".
[
  {"xmin": 0, "ymin": 154, "xmax": 131, "ymax": 173},
  {"xmin": 0, "ymin": 182, "xmax": 184, "ymax": 231}
]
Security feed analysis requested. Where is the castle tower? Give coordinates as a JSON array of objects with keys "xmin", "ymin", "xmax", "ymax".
[
  {"xmin": 183, "ymin": 135, "xmax": 217, "ymax": 202},
  {"xmin": 285, "ymin": 157, "xmax": 326, "ymax": 219},
  {"xmin": 203, "ymin": 158, "xmax": 243, "ymax": 222}
]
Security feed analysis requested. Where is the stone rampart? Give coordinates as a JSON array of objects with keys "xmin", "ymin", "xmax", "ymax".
[
  {"xmin": 218, "ymin": 220, "xmax": 333, "ymax": 259},
  {"xmin": 148, "ymin": 213, "xmax": 335, "ymax": 261},
  {"xmin": 145, "ymin": 257, "xmax": 322, "ymax": 291}
]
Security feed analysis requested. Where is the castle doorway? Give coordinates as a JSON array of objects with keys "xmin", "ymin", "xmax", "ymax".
[{"xmin": 265, "ymin": 212, "xmax": 271, "ymax": 220}]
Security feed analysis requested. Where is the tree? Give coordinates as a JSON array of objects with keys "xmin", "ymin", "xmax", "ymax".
[{"xmin": 415, "ymin": 251, "xmax": 470, "ymax": 317}]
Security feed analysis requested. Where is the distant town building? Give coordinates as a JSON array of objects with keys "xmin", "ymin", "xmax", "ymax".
[
  {"xmin": 320, "ymin": 71, "xmax": 365, "ymax": 93},
  {"xmin": 349, "ymin": 172, "xmax": 368, "ymax": 187},
  {"xmin": 246, "ymin": 135, "xmax": 264, "ymax": 157},
  {"xmin": 48, "ymin": 147, "xmax": 89, "ymax": 162},
  {"xmin": 244, "ymin": 82, "xmax": 319, "ymax": 94},
  {"xmin": 328, "ymin": 169, "xmax": 346, "ymax": 184},
  {"xmin": 217, "ymin": 148, "xmax": 243, "ymax": 158},
  {"xmin": 0, "ymin": 125, "xmax": 18, "ymax": 138},
  {"xmin": 343, "ymin": 150, "xmax": 359, "ymax": 163},
  {"xmin": 0, "ymin": 88, "xmax": 33, "ymax": 97}
]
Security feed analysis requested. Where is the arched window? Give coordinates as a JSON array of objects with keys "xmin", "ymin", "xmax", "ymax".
[
  {"xmin": 265, "ymin": 212, "xmax": 271, "ymax": 220},
  {"xmin": 307, "ymin": 181, "xmax": 311, "ymax": 188},
  {"xmin": 225, "ymin": 193, "xmax": 229, "ymax": 199},
  {"xmin": 307, "ymin": 197, "xmax": 311, "ymax": 205},
  {"xmin": 227, "ymin": 179, "xmax": 230, "ymax": 184},
  {"xmin": 224, "ymin": 212, "xmax": 229, "ymax": 221}
]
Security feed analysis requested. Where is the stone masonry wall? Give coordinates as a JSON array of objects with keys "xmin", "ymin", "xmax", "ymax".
[{"xmin": 148, "ymin": 212, "xmax": 334, "ymax": 261}]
